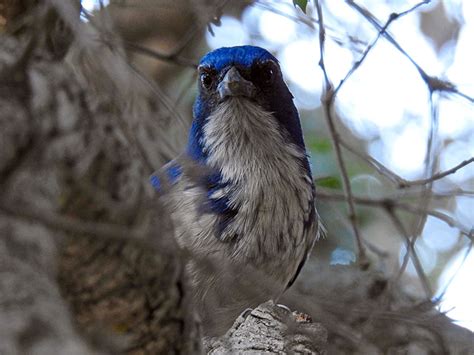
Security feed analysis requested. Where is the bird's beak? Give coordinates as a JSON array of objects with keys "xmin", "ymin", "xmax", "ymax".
[{"xmin": 218, "ymin": 67, "xmax": 256, "ymax": 100}]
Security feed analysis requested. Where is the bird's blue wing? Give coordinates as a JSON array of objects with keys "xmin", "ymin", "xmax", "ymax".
[
  {"xmin": 150, "ymin": 160, "xmax": 182, "ymax": 192},
  {"xmin": 150, "ymin": 160, "xmax": 239, "ymax": 240},
  {"xmin": 201, "ymin": 172, "xmax": 240, "ymax": 240}
]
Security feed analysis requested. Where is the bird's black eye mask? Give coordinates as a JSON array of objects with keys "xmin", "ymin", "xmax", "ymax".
[
  {"xmin": 198, "ymin": 60, "xmax": 281, "ymax": 92},
  {"xmin": 249, "ymin": 59, "xmax": 281, "ymax": 88}
]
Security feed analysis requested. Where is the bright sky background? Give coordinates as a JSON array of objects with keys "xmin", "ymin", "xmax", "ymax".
[{"xmin": 83, "ymin": 0, "xmax": 474, "ymax": 332}]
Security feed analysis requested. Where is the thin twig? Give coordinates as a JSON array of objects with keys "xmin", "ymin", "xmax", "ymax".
[
  {"xmin": 316, "ymin": 0, "xmax": 367, "ymax": 266},
  {"xmin": 315, "ymin": 189, "xmax": 473, "ymax": 240},
  {"xmin": 316, "ymin": 1, "xmax": 330, "ymax": 87},
  {"xmin": 256, "ymin": 0, "xmax": 369, "ymax": 54},
  {"xmin": 338, "ymin": 140, "xmax": 406, "ymax": 185},
  {"xmin": 346, "ymin": 0, "xmax": 430, "ymax": 79},
  {"xmin": 406, "ymin": 92, "xmax": 439, "ymax": 268},
  {"xmin": 345, "ymin": 0, "xmax": 474, "ymax": 104},
  {"xmin": 339, "ymin": 138, "xmax": 474, "ymax": 188},
  {"xmin": 333, "ymin": 3, "xmax": 401, "ymax": 95},
  {"xmin": 399, "ymin": 157, "xmax": 474, "ymax": 188},
  {"xmin": 386, "ymin": 208, "xmax": 432, "ymax": 298},
  {"xmin": 436, "ymin": 240, "xmax": 473, "ymax": 300}
]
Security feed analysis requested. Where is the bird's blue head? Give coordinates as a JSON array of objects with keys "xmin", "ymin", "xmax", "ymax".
[{"xmin": 188, "ymin": 45, "xmax": 307, "ymax": 162}]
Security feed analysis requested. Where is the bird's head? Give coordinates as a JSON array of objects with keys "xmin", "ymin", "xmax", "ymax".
[
  {"xmin": 197, "ymin": 46, "xmax": 280, "ymax": 108},
  {"xmin": 188, "ymin": 45, "xmax": 307, "ymax": 162}
]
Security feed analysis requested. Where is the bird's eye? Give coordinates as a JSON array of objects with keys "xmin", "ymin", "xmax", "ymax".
[
  {"xmin": 200, "ymin": 71, "xmax": 215, "ymax": 90},
  {"xmin": 253, "ymin": 61, "xmax": 278, "ymax": 87}
]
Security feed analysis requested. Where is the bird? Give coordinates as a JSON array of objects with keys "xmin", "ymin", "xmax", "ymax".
[{"xmin": 151, "ymin": 45, "xmax": 320, "ymax": 334}]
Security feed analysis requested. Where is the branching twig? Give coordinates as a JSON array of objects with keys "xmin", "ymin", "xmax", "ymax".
[
  {"xmin": 338, "ymin": 140, "xmax": 406, "ymax": 185},
  {"xmin": 256, "ymin": 0, "xmax": 369, "ymax": 54},
  {"xmin": 398, "ymin": 157, "xmax": 474, "ymax": 188},
  {"xmin": 315, "ymin": 189, "xmax": 473, "ymax": 241},
  {"xmin": 345, "ymin": 0, "xmax": 474, "ymax": 104},
  {"xmin": 333, "ymin": 1, "xmax": 413, "ymax": 95},
  {"xmin": 386, "ymin": 208, "xmax": 432, "ymax": 298},
  {"xmin": 339, "ymin": 140, "xmax": 474, "ymax": 188}
]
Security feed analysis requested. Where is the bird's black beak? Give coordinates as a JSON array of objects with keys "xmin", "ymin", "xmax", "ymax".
[{"xmin": 218, "ymin": 67, "xmax": 256, "ymax": 100}]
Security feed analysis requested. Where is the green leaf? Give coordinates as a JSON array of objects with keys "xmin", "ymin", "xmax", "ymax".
[
  {"xmin": 293, "ymin": 0, "xmax": 308, "ymax": 14},
  {"xmin": 315, "ymin": 176, "xmax": 342, "ymax": 189},
  {"xmin": 308, "ymin": 138, "xmax": 332, "ymax": 153}
]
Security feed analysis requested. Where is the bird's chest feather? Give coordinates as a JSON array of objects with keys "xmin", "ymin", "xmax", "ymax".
[{"xmin": 169, "ymin": 99, "xmax": 315, "ymax": 280}]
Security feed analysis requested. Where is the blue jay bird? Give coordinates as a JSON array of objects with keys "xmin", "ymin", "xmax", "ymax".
[{"xmin": 151, "ymin": 45, "xmax": 319, "ymax": 333}]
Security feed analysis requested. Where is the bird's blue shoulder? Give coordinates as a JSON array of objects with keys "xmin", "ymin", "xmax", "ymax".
[
  {"xmin": 150, "ymin": 162, "xmax": 182, "ymax": 191},
  {"xmin": 150, "ymin": 160, "xmax": 237, "ymax": 238},
  {"xmin": 199, "ymin": 46, "xmax": 277, "ymax": 71}
]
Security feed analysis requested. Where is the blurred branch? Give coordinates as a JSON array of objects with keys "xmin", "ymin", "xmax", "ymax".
[
  {"xmin": 255, "ymin": 1, "xmax": 368, "ymax": 54},
  {"xmin": 408, "ymin": 93, "xmax": 439, "ymax": 261},
  {"xmin": 340, "ymin": 140, "xmax": 474, "ymax": 189},
  {"xmin": 316, "ymin": 0, "xmax": 367, "ymax": 267},
  {"xmin": 315, "ymin": 189, "xmax": 473, "ymax": 241},
  {"xmin": 436, "ymin": 241, "xmax": 472, "ymax": 300},
  {"xmin": 123, "ymin": 58, "xmax": 190, "ymax": 153},
  {"xmin": 0, "ymin": 202, "xmax": 146, "ymax": 242},
  {"xmin": 346, "ymin": 0, "xmax": 474, "ymax": 104},
  {"xmin": 334, "ymin": 0, "xmax": 428, "ymax": 95},
  {"xmin": 125, "ymin": 41, "xmax": 197, "ymax": 68}
]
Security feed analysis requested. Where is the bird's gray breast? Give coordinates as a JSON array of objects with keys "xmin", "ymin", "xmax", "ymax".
[{"xmin": 168, "ymin": 98, "xmax": 317, "ymax": 287}]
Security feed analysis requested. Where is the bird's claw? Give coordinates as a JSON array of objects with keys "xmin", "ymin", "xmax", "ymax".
[
  {"xmin": 240, "ymin": 307, "xmax": 253, "ymax": 319},
  {"xmin": 275, "ymin": 303, "xmax": 291, "ymax": 313}
]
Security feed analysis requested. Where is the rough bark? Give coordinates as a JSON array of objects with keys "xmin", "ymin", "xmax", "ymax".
[
  {"xmin": 0, "ymin": 2, "xmax": 200, "ymax": 353},
  {"xmin": 205, "ymin": 301, "xmax": 327, "ymax": 354}
]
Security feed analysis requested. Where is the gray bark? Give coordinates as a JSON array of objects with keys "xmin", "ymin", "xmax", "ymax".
[
  {"xmin": 205, "ymin": 301, "xmax": 327, "ymax": 354},
  {"xmin": 0, "ymin": 2, "xmax": 200, "ymax": 353}
]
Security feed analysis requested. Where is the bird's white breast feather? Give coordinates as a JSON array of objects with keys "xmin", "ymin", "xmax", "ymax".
[{"xmin": 166, "ymin": 98, "xmax": 316, "ymax": 287}]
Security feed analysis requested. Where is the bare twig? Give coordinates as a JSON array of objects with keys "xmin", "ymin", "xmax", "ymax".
[
  {"xmin": 345, "ymin": 0, "xmax": 474, "ymax": 104},
  {"xmin": 386, "ymin": 208, "xmax": 432, "ymax": 298},
  {"xmin": 436, "ymin": 240, "xmax": 473, "ymax": 300},
  {"xmin": 339, "ymin": 140, "xmax": 474, "ymax": 189},
  {"xmin": 399, "ymin": 157, "xmax": 474, "ymax": 188},
  {"xmin": 333, "ymin": 0, "xmax": 419, "ymax": 95},
  {"xmin": 316, "ymin": 0, "xmax": 367, "ymax": 266},
  {"xmin": 405, "ymin": 93, "xmax": 439, "ymax": 269},
  {"xmin": 255, "ymin": 0, "xmax": 369, "ymax": 54},
  {"xmin": 338, "ymin": 140, "xmax": 406, "ymax": 185},
  {"xmin": 451, "ymin": 88, "xmax": 474, "ymax": 104},
  {"xmin": 315, "ymin": 189, "xmax": 473, "ymax": 240}
]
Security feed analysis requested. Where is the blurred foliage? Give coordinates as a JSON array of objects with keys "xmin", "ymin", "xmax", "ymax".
[{"xmin": 315, "ymin": 176, "xmax": 342, "ymax": 190}]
